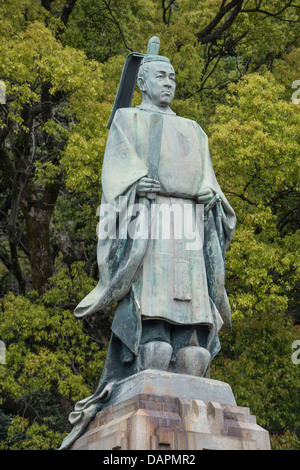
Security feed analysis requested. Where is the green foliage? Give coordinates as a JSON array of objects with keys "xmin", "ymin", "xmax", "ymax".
[
  {"xmin": 211, "ymin": 310, "xmax": 300, "ymax": 449},
  {"xmin": 0, "ymin": 0, "xmax": 299, "ymax": 450},
  {"xmin": 207, "ymin": 73, "xmax": 300, "ymax": 327},
  {"xmin": 271, "ymin": 430, "xmax": 300, "ymax": 451},
  {"xmin": 41, "ymin": 261, "xmax": 97, "ymax": 309},
  {"xmin": 0, "ymin": 17, "xmax": 108, "ymax": 191},
  {"xmin": 0, "ymin": 416, "xmax": 63, "ymax": 450},
  {"xmin": 0, "ymin": 271, "xmax": 106, "ymax": 449}
]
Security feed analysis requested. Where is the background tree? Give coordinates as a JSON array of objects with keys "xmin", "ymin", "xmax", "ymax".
[{"xmin": 0, "ymin": 0, "xmax": 299, "ymax": 449}]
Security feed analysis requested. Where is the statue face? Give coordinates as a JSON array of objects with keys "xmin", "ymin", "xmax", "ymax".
[{"xmin": 142, "ymin": 61, "xmax": 176, "ymax": 107}]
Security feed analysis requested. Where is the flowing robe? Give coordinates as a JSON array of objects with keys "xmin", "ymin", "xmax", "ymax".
[
  {"xmin": 75, "ymin": 106, "xmax": 236, "ymax": 347},
  {"xmin": 59, "ymin": 106, "xmax": 236, "ymax": 450}
]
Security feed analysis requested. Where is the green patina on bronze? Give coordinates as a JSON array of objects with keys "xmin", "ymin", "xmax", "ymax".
[{"xmin": 59, "ymin": 37, "xmax": 236, "ymax": 450}]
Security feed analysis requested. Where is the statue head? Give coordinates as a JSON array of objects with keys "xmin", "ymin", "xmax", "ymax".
[
  {"xmin": 137, "ymin": 37, "xmax": 176, "ymax": 108},
  {"xmin": 137, "ymin": 60, "xmax": 176, "ymax": 107},
  {"xmin": 107, "ymin": 36, "xmax": 176, "ymax": 128}
]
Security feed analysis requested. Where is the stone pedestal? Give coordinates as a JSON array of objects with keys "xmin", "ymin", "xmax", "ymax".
[{"xmin": 70, "ymin": 370, "xmax": 270, "ymax": 451}]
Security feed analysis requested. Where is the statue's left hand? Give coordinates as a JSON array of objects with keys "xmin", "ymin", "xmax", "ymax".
[
  {"xmin": 137, "ymin": 177, "xmax": 160, "ymax": 198},
  {"xmin": 197, "ymin": 188, "xmax": 214, "ymax": 204}
]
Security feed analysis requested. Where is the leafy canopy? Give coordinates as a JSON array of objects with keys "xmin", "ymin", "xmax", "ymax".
[{"xmin": 0, "ymin": 0, "xmax": 299, "ymax": 450}]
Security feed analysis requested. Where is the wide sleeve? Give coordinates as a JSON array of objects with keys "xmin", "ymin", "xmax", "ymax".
[
  {"xmin": 74, "ymin": 109, "xmax": 151, "ymax": 319},
  {"xmin": 195, "ymin": 122, "xmax": 236, "ymax": 248},
  {"xmin": 101, "ymin": 108, "xmax": 148, "ymax": 206}
]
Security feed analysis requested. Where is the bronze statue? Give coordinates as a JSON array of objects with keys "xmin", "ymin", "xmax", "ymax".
[{"xmin": 59, "ymin": 37, "xmax": 236, "ymax": 450}]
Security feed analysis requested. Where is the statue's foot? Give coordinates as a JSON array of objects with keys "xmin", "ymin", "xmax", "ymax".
[
  {"xmin": 176, "ymin": 346, "xmax": 211, "ymax": 377},
  {"xmin": 139, "ymin": 340, "xmax": 173, "ymax": 371}
]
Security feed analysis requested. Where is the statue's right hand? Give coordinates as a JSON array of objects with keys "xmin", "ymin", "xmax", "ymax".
[{"xmin": 137, "ymin": 177, "xmax": 160, "ymax": 198}]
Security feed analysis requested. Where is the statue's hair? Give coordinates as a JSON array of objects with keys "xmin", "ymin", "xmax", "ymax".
[{"xmin": 137, "ymin": 63, "xmax": 149, "ymax": 86}]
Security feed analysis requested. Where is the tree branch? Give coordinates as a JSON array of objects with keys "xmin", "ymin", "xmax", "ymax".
[
  {"xmin": 162, "ymin": 0, "xmax": 176, "ymax": 25},
  {"xmin": 196, "ymin": 0, "xmax": 299, "ymax": 46},
  {"xmin": 60, "ymin": 0, "xmax": 78, "ymax": 26},
  {"xmin": 224, "ymin": 190, "xmax": 258, "ymax": 206},
  {"xmin": 199, "ymin": 55, "xmax": 222, "ymax": 93},
  {"xmin": 196, "ymin": 0, "xmax": 243, "ymax": 43},
  {"xmin": 56, "ymin": 0, "xmax": 78, "ymax": 37},
  {"xmin": 0, "ymin": 147, "xmax": 14, "ymax": 190},
  {"xmin": 84, "ymin": 246, "xmax": 97, "ymax": 273},
  {"xmin": 241, "ymin": 0, "xmax": 300, "ymax": 21},
  {"xmin": 101, "ymin": 0, "xmax": 133, "ymax": 52},
  {"xmin": 40, "ymin": 0, "xmax": 55, "ymax": 12},
  {"xmin": 0, "ymin": 243, "xmax": 13, "ymax": 273},
  {"xmin": 7, "ymin": 171, "xmax": 28, "ymax": 295},
  {"xmin": 2, "ymin": 398, "xmax": 44, "ymax": 426}
]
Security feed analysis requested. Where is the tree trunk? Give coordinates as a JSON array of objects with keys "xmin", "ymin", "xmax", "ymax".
[
  {"xmin": 21, "ymin": 180, "xmax": 60, "ymax": 294},
  {"xmin": 23, "ymin": 203, "xmax": 54, "ymax": 294}
]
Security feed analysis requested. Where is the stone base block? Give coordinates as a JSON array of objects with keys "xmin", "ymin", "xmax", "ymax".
[
  {"xmin": 70, "ymin": 371, "xmax": 270, "ymax": 451},
  {"xmin": 101, "ymin": 369, "xmax": 237, "ymax": 410}
]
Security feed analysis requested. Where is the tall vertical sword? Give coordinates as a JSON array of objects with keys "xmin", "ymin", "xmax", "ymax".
[
  {"xmin": 145, "ymin": 38, "xmax": 164, "ymax": 200},
  {"xmin": 147, "ymin": 113, "xmax": 163, "ymax": 200}
]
